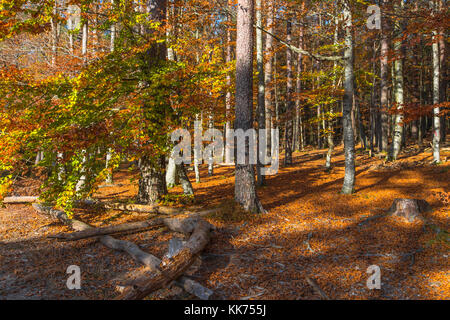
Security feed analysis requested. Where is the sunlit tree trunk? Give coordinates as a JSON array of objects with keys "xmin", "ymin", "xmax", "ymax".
[
  {"xmin": 432, "ymin": 29, "xmax": 440, "ymax": 163},
  {"xmin": 390, "ymin": 0, "xmax": 404, "ymax": 161},
  {"xmin": 326, "ymin": 16, "xmax": 338, "ymax": 169},
  {"xmin": 295, "ymin": 25, "xmax": 304, "ymax": 152},
  {"xmin": 235, "ymin": 0, "xmax": 264, "ymax": 213},
  {"xmin": 380, "ymin": 1, "xmax": 389, "ymax": 153},
  {"xmin": 341, "ymin": 0, "xmax": 355, "ymax": 194},
  {"xmin": 105, "ymin": 0, "xmax": 116, "ymax": 185}
]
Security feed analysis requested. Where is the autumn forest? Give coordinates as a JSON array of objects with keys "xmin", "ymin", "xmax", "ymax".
[{"xmin": 0, "ymin": 0, "xmax": 448, "ymax": 301}]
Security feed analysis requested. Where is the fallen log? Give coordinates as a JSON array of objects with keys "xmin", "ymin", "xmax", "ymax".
[
  {"xmin": 49, "ymin": 219, "xmax": 163, "ymax": 241},
  {"xmin": 49, "ymin": 215, "xmax": 208, "ymax": 241},
  {"xmin": 32, "ymin": 204, "xmax": 213, "ymax": 299},
  {"xmin": 3, "ymin": 196, "xmax": 39, "ymax": 204},
  {"xmin": 117, "ymin": 219, "xmax": 212, "ymax": 300}
]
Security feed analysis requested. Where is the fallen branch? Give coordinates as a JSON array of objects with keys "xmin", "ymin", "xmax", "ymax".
[
  {"xmin": 49, "ymin": 215, "xmax": 207, "ymax": 241},
  {"xmin": 116, "ymin": 219, "xmax": 212, "ymax": 300},
  {"xmin": 3, "ymin": 196, "xmax": 39, "ymax": 204},
  {"xmin": 32, "ymin": 203, "xmax": 213, "ymax": 300}
]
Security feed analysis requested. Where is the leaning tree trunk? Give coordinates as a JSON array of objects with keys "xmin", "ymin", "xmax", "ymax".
[
  {"xmin": 341, "ymin": 1, "xmax": 356, "ymax": 195},
  {"xmin": 234, "ymin": 0, "xmax": 264, "ymax": 213}
]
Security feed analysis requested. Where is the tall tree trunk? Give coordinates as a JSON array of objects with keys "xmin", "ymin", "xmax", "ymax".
[
  {"xmin": 225, "ymin": 6, "xmax": 234, "ymax": 165},
  {"xmin": 106, "ymin": 0, "xmax": 116, "ymax": 184},
  {"xmin": 255, "ymin": 0, "xmax": 265, "ymax": 186},
  {"xmin": 50, "ymin": 0, "xmax": 58, "ymax": 67},
  {"xmin": 326, "ymin": 18, "xmax": 338, "ymax": 169},
  {"xmin": 235, "ymin": 0, "xmax": 264, "ymax": 213},
  {"xmin": 295, "ymin": 26, "xmax": 304, "ymax": 152},
  {"xmin": 439, "ymin": 0, "xmax": 447, "ymax": 143},
  {"xmin": 284, "ymin": 18, "xmax": 294, "ymax": 166},
  {"xmin": 432, "ymin": 29, "xmax": 441, "ymax": 163},
  {"xmin": 264, "ymin": 0, "xmax": 274, "ymax": 156},
  {"xmin": 390, "ymin": 0, "xmax": 404, "ymax": 161},
  {"xmin": 380, "ymin": 0, "xmax": 389, "ymax": 153},
  {"xmin": 137, "ymin": 0, "xmax": 168, "ymax": 204},
  {"xmin": 341, "ymin": 0, "xmax": 356, "ymax": 195}
]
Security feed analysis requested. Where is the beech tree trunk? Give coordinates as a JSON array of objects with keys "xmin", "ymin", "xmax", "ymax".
[
  {"xmin": 341, "ymin": 0, "xmax": 356, "ymax": 194},
  {"xmin": 380, "ymin": 0, "xmax": 389, "ymax": 153},
  {"xmin": 137, "ymin": 156, "xmax": 167, "ymax": 204},
  {"xmin": 390, "ymin": 0, "xmax": 404, "ymax": 161},
  {"xmin": 432, "ymin": 27, "xmax": 440, "ymax": 163},
  {"xmin": 295, "ymin": 25, "xmax": 304, "ymax": 151},
  {"xmin": 138, "ymin": 0, "xmax": 168, "ymax": 203}
]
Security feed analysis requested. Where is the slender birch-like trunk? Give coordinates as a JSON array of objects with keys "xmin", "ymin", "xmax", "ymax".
[{"xmin": 341, "ymin": 0, "xmax": 356, "ymax": 194}]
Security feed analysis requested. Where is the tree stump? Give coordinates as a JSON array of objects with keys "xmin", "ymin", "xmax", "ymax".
[{"xmin": 387, "ymin": 199, "xmax": 432, "ymax": 222}]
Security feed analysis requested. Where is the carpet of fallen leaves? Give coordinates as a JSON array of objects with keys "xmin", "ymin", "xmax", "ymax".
[{"xmin": 0, "ymin": 143, "xmax": 449, "ymax": 300}]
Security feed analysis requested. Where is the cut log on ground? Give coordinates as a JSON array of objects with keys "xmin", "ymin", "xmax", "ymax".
[
  {"xmin": 116, "ymin": 219, "xmax": 212, "ymax": 300},
  {"xmin": 387, "ymin": 199, "xmax": 432, "ymax": 222},
  {"xmin": 3, "ymin": 196, "xmax": 39, "ymax": 204},
  {"xmin": 32, "ymin": 203, "xmax": 214, "ymax": 300}
]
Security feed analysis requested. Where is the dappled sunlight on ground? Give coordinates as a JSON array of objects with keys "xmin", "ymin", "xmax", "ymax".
[{"xmin": 0, "ymin": 143, "xmax": 448, "ymax": 299}]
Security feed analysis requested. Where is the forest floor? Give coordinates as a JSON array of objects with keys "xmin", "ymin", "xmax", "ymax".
[{"xmin": 0, "ymin": 141, "xmax": 449, "ymax": 300}]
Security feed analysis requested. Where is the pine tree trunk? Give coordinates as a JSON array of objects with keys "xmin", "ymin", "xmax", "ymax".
[{"xmin": 235, "ymin": 0, "xmax": 263, "ymax": 213}]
